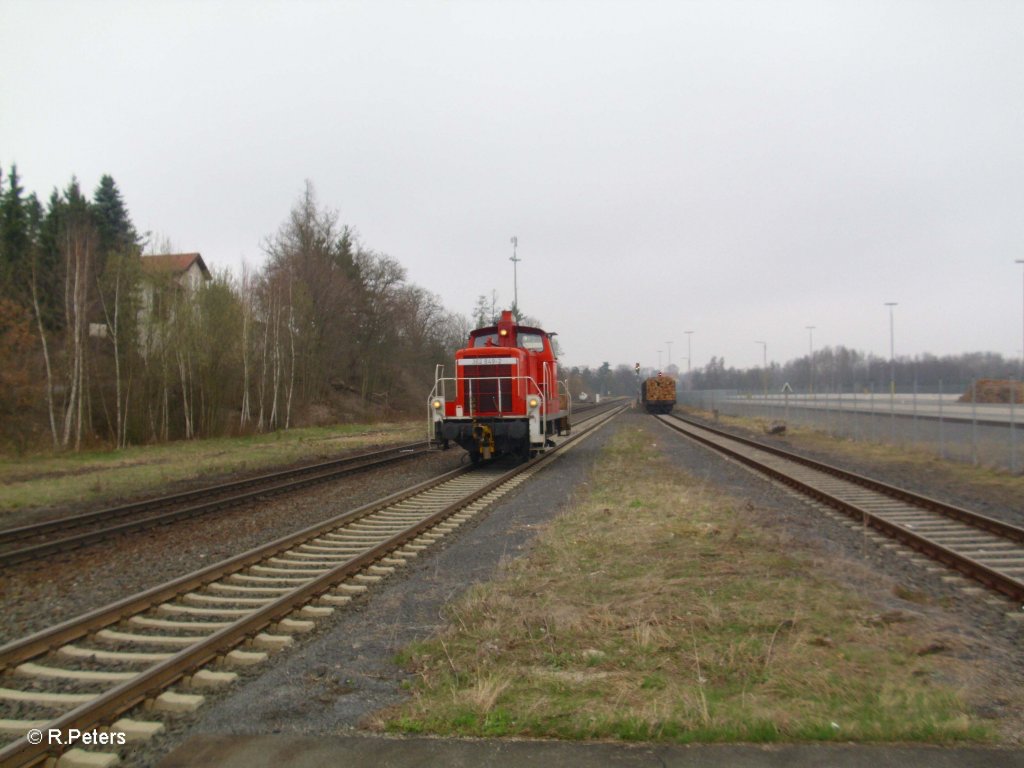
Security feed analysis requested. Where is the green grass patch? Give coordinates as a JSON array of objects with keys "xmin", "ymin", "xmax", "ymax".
[
  {"xmin": 375, "ymin": 424, "xmax": 992, "ymax": 744},
  {"xmin": 0, "ymin": 421, "xmax": 422, "ymax": 515}
]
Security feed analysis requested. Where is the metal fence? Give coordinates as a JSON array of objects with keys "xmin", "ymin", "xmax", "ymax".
[{"xmin": 679, "ymin": 382, "xmax": 1023, "ymax": 475}]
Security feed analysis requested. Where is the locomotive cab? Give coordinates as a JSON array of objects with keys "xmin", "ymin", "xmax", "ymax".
[{"xmin": 429, "ymin": 310, "xmax": 570, "ymax": 463}]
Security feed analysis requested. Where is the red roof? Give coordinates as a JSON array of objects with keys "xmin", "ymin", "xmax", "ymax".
[{"xmin": 141, "ymin": 253, "xmax": 211, "ymax": 278}]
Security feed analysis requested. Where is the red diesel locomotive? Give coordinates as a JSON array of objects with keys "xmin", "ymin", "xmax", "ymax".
[{"xmin": 429, "ymin": 310, "xmax": 570, "ymax": 462}]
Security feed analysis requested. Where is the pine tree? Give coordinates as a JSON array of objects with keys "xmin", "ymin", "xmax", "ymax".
[
  {"xmin": 92, "ymin": 175, "xmax": 140, "ymax": 263},
  {"xmin": 35, "ymin": 189, "xmax": 66, "ymax": 330},
  {"xmin": 0, "ymin": 164, "xmax": 31, "ymax": 301}
]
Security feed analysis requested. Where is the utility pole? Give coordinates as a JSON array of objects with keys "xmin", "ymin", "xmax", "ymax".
[
  {"xmin": 510, "ymin": 236, "xmax": 520, "ymax": 314},
  {"xmin": 685, "ymin": 330, "xmax": 694, "ymax": 374}
]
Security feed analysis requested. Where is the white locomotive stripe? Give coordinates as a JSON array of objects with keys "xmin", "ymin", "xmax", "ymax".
[{"xmin": 457, "ymin": 357, "xmax": 517, "ymax": 366}]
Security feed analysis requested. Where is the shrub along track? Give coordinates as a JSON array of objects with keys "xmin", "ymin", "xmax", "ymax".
[
  {"xmin": 0, "ymin": 402, "xmax": 626, "ymax": 767},
  {"xmin": 659, "ymin": 413, "xmax": 1024, "ymax": 605}
]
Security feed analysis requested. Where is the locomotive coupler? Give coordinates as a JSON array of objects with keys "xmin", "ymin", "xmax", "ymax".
[{"xmin": 471, "ymin": 423, "xmax": 496, "ymax": 460}]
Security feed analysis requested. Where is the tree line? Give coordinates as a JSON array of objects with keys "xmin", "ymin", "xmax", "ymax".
[
  {"xmin": 0, "ymin": 168, "xmax": 468, "ymax": 452},
  {"xmin": 687, "ymin": 347, "xmax": 1020, "ymax": 394},
  {"xmin": 564, "ymin": 349, "xmax": 1021, "ymax": 404}
]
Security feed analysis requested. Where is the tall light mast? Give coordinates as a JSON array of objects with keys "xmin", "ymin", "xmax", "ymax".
[{"xmin": 510, "ymin": 236, "xmax": 521, "ymax": 314}]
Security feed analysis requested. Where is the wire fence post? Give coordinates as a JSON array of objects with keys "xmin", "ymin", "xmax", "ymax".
[
  {"xmin": 912, "ymin": 378, "xmax": 918, "ymax": 447},
  {"xmin": 938, "ymin": 380, "xmax": 946, "ymax": 460},
  {"xmin": 870, "ymin": 383, "xmax": 876, "ymax": 443},
  {"xmin": 889, "ymin": 379, "xmax": 896, "ymax": 444},
  {"xmin": 1012, "ymin": 382, "xmax": 1018, "ymax": 474},
  {"xmin": 971, "ymin": 379, "xmax": 978, "ymax": 466}
]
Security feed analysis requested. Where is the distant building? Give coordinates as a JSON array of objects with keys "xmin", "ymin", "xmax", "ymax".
[
  {"xmin": 140, "ymin": 252, "xmax": 211, "ymax": 291},
  {"xmin": 138, "ymin": 253, "xmax": 212, "ymax": 351}
]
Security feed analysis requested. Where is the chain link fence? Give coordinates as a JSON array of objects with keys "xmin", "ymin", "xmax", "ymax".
[{"xmin": 679, "ymin": 382, "xmax": 1023, "ymax": 474}]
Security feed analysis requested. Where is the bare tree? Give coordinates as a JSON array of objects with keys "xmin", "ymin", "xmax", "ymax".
[
  {"xmin": 239, "ymin": 263, "xmax": 254, "ymax": 429},
  {"xmin": 59, "ymin": 207, "xmax": 99, "ymax": 449},
  {"xmin": 29, "ymin": 262, "xmax": 58, "ymax": 448}
]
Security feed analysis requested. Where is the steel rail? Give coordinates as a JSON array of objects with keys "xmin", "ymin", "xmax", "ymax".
[
  {"xmin": 658, "ymin": 413, "xmax": 1024, "ymax": 602},
  {"xmin": 0, "ymin": 465, "xmax": 468, "ymax": 669},
  {"xmin": 666, "ymin": 414, "xmax": 1024, "ymax": 543},
  {"xmin": 0, "ymin": 442, "xmax": 430, "ymax": 567},
  {"xmin": 0, "ymin": 402, "xmax": 627, "ymax": 767}
]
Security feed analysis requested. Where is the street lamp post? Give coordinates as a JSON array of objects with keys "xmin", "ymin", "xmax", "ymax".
[
  {"xmin": 685, "ymin": 331, "xmax": 694, "ymax": 374},
  {"xmin": 806, "ymin": 326, "xmax": 815, "ymax": 395},
  {"xmin": 885, "ymin": 302, "xmax": 898, "ymax": 396}
]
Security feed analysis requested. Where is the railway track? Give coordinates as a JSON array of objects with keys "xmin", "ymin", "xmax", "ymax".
[
  {"xmin": 0, "ymin": 402, "xmax": 626, "ymax": 767},
  {"xmin": 658, "ymin": 413, "xmax": 1024, "ymax": 603},
  {"xmin": 0, "ymin": 442, "xmax": 431, "ymax": 567}
]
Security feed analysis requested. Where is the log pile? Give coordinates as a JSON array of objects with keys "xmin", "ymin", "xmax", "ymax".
[
  {"xmin": 958, "ymin": 379, "xmax": 1024, "ymax": 404},
  {"xmin": 644, "ymin": 376, "xmax": 677, "ymax": 402}
]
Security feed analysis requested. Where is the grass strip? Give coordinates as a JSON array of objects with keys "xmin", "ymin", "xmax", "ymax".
[
  {"xmin": 378, "ymin": 423, "xmax": 988, "ymax": 743},
  {"xmin": 0, "ymin": 421, "xmax": 423, "ymax": 513}
]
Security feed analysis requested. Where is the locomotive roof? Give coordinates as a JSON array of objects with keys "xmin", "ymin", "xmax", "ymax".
[{"xmin": 471, "ymin": 322, "xmax": 548, "ymax": 337}]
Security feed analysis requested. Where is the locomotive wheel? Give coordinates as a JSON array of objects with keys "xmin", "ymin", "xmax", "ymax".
[{"xmin": 469, "ymin": 448, "xmax": 483, "ymax": 465}]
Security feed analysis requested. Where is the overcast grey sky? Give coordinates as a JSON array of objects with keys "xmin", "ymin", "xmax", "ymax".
[{"xmin": 3, "ymin": 0, "xmax": 1023, "ymax": 372}]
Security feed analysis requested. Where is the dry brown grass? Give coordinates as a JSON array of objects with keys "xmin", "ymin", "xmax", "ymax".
[
  {"xmin": 0, "ymin": 421, "xmax": 422, "ymax": 516},
  {"xmin": 380, "ymin": 424, "xmax": 1003, "ymax": 744}
]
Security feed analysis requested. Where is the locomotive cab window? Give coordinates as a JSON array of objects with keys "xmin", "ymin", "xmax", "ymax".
[
  {"xmin": 471, "ymin": 333, "xmax": 499, "ymax": 347},
  {"xmin": 517, "ymin": 332, "xmax": 545, "ymax": 351}
]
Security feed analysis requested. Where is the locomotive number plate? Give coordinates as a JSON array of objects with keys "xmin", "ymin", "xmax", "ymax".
[{"xmin": 458, "ymin": 357, "xmax": 517, "ymax": 366}]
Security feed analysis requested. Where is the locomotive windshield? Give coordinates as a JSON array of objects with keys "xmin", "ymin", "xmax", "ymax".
[
  {"xmin": 469, "ymin": 330, "xmax": 546, "ymax": 351},
  {"xmin": 517, "ymin": 332, "xmax": 545, "ymax": 351},
  {"xmin": 470, "ymin": 333, "xmax": 499, "ymax": 347}
]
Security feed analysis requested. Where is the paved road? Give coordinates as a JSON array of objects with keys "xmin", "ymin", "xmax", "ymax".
[
  {"xmin": 722, "ymin": 394, "xmax": 1024, "ymax": 426},
  {"xmin": 159, "ymin": 733, "xmax": 1024, "ymax": 768}
]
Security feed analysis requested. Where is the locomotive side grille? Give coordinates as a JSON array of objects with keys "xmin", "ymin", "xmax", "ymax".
[{"xmin": 463, "ymin": 364, "xmax": 514, "ymax": 414}]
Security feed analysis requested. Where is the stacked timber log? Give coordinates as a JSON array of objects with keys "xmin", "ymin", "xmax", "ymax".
[
  {"xmin": 644, "ymin": 376, "xmax": 677, "ymax": 402},
  {"xmin": 958, "ymin": 379, "xmax": 1024, "ymax": 404}
]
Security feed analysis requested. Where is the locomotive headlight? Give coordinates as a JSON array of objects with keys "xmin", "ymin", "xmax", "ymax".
[
  {"xmin": 528, "ymin": 397, "xmax": 539, "ymax": 410},
  {"xmin": 432, "ymin": 399, "xmax": 443, "ymax": 410}
]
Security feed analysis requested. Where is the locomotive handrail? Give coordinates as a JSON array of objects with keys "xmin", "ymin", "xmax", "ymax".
[
  {"xmin": 430, "ymin": 374, "xmax": 547, "ymax": 418},
  {"xmin": 430, "ymin": 374, "xmax": 551, "ymax": 441},
  {"xmin": 434, "ymin": 364, "xmax": 446, "ymax": 401},
  {"xmin": 558, "ymin": 378, "xmax": 572, "ymax": 420}
]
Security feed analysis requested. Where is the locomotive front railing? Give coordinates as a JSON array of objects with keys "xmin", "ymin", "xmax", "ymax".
[
  {"xmin": 429, "ymin": 366, "xmax": 582, "ymax": 452},
  {"xmin": 428, "ymin": 373, "xmax": 551, "ymax": 445},
  {"xmin": 430, "ymin": 374, "xmax": 544, "ymax": 417}
]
